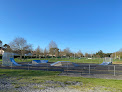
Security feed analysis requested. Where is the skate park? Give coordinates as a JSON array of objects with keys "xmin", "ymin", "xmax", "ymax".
[{"xmin": 1, "ymin": 52, "xmax": 122, "ymax": 78}]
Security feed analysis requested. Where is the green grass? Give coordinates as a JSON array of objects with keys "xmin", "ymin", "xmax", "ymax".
[
  {"xmin": 0, "ymin": 69, "xmax": 59, "ymax": 77},
  {"xmin": 1, "ymin": 57, "xmax": 122, "ymax": 65},
  {"xmin": 14, "ymin": 58, "xmax": 122, "ymax": 64},
  {"xmin": 14, "ymin": 58, "xmax": 103, "ymax": 64},
  {"xmin": 113, "ymin": 59, "xmax": 122, "ymax": 64},
  {"xmin": 0, "ymin": 69, "xmax": 122, "ymax": 91}
]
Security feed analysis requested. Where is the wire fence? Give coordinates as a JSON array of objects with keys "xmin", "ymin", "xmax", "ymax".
[
  {"xmin": 1, "ymin": 63, "xmax": 122, "ymax": 77},
  {"xmin": 62, "ymin": 64, "xmax": 122, "ymax": 76}
]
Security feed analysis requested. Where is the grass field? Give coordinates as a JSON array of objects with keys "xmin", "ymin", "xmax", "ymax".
[
  {"xmin": 0, "ymin": 69, "xmax": 122, "ymax": 92},
  {"xmin": 14, "ymin": 58, "xmax": 104, "ymax": 64},
  {"xmin": 0, "ymin": 58, "xmax": 122, "ymax": 65},
  {"xmin": 112, "ymin": 59, "xmax": 122, "ymax": 64},
  {"xmin": 14, "ymin": 58, "xmax": 122, "ymax": 64}
]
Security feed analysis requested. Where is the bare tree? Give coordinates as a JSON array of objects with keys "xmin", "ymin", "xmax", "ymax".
[
  {"xmin": 49, "ymin": 40, "xmax": 57, "ymax": 49},
  {"xmin": 48, "ymin": 40, "xmax": 58, "ymax": 58},
  {"xmin": 77, "ymin": 50, "xmax": 83, "ymax": 58},
  {"xmin": 49, "ymin": 48, "xmax": 59, "ymax": 58},
  {"xmin": 27, "ymin": 44, "xmax": 33, "ymax": 58},
  {"xmin": 44, "ymin": 48, "xmax": 48, "ymax": 58},
  {"xmin": 40, "ymin": 49, "xmax": 44, "ymax": 58},
  {"xmin": 85, "ymin": 53, "xmax": 88, "ymax": 58},
  {"xmin": 63, "ymin": 47, "xmax": 71, "ymax": 58},
  {"xmin": 9, "ymin": 37, "xmax": 31, "ymax": 59},
  {"xmin": 59, "ymin": 49, "xmax": 64, "ymax": 58},
  {"xmin": 35, "ymin": 46, "xmax": 42, "ymax": 58},
  {"xmin": 70, "ymin": 53, "xmax": 74, "ymax": 58}
]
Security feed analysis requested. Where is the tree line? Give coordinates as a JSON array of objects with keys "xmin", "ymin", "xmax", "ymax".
[{"xmin": 0, "ymin": 37, "xmax": 117, "ymax": 59}]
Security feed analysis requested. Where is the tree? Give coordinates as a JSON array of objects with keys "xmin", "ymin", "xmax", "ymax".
[
  {"xmin": 3, "ymin": 44, "xmax": 12, "ymax": 52},
  {"xmin": 55, "ymin": 48, "xmax": 59, "ymax": 58},
  {"xmin": 59, "ymin": 49, "xmax": 64, "ymax": 58},
  {"xmin": 48, "ymin": 40, "xmax": 58, "ymax": 58},
  {"xmin": 9, "ymin": 37, "xmax": 31, "ymax": 59},
  {"xmin": 35, "ymin": 46, "xmax": 42, "ymax": 58},
  {"xmin": 49, "ymin": 40, "xmax": 57, "ymax": 49},
  {"xmin": 77, "ymin": 50, "xmax": 83, "ymax": 58},
  {"xmin": 96, "ymin": 50, "xmax": 104, "ymax": 58},
  {"xmin": 111, "ymin": 50, "xmax": 122, "ymax": 59},
  {"xmin": 63, "ymin": 47, "xmax": 71, "ymax": 58},
  {"xmin": 44, "ymin": 48, "xmax": 48, "ymax": 58},
  {"xmin": 0, "ymin": 40, "xmax": 2, "ymax": 48},
  {"xmin": 70, "ymin": 53, "xmax": 74, "ymax": 58},
  {"xmin": 85, "ymin": 53, "xmax": 88, "ymax": 57},
  {"xmin": 49, "ymin": 48, "xmax": 59, "ymax": 58},
  {"xmin": 27, "ymin": 44, "xmax": 33, "ymax": 58},
  {"xmin": 104, "ymin": 53, "xmax": 112, "ymax": 57},
  {"xmin": 119, "ymin": 48, "xmax": 122, "ymax": 52},
  {"xmin": 118, "ymin": 48, "xmax": 122, "ymax": 59}
]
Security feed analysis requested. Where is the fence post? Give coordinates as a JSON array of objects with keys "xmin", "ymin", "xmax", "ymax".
[
  {"xmin": 11, "ymin": 62, "xmax": 12, "ymax": 69},
  {"xmin": 89, "ymin": 64, "xmax": 90, "ymax": 75},
  {"xmin": 114, "ymin": 65, "xmax": 115, "ymax": 76}
]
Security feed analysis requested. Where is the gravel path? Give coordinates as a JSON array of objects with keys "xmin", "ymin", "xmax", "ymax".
[
  {"xmin": 0, "ymin": 78, "xmax": 82, "ymax": 92},
  {"xmin": 0, "ymin": 76, "xmax": 121, "ymax": 92}
]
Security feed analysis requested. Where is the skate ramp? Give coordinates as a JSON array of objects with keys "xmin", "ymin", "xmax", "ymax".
[
  {"xmin": 50, "ymin": 61, "xmax": 79, "ymax": 67},
  {"xmin": 10, "ymin": 58, "xmax": 21, "ymax": 66},
  {"xmin": 100, "ymin": 62, "xmax": 112, "ymax": 65},
  {"xmin": 32, "ymin": 60, "xmax": 48, "ymax": 64}
]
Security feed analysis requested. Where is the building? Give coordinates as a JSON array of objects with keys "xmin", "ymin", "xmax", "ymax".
[{"xmin": 0, "ymin": 47, "xmax": 4, "ymax": 55}]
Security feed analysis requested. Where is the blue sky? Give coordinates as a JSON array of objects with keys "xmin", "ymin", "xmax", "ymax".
[{"xmin": 0, "ymin": 0, "xmax": 122, "ymax": 54}]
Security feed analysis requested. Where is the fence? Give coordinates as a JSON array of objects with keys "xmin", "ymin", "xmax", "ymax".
[
  {"xmin": 61, "ymin": 64, "xmax": 122, "ymax": 76},
  {"xmin": 1, "ymin": 63, "xmax": 122, "ymax": 77}
]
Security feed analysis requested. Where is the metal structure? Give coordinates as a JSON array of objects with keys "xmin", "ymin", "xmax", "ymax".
[
  {"xmin": 2, "ymin": 52, "xmax": 14, "ymax": 66},
  {"xmin": 103, "ymin": 57, "xmax": 113, "ymax": 63}
]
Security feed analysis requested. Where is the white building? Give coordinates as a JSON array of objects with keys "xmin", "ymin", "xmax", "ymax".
[{"xmin": 0, "ymin": 49, "xmax": 4, "ymax": 55}]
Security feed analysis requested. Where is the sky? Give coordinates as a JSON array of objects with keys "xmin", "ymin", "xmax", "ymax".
[{"xmin": 0, "ymin": 0, "xmax": 122, "ymax": 54}]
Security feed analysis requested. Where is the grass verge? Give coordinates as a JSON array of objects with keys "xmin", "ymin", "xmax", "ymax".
[{"xmin": 0, "ymin": 69, "xmax": 122, "ymax": 92}]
